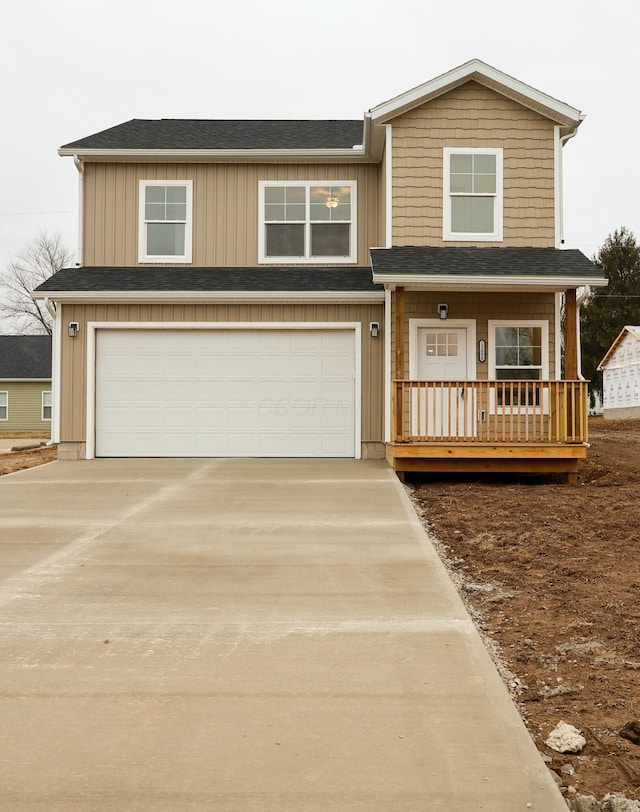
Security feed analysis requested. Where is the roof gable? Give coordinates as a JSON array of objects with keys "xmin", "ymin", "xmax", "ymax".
[
  {"xmin": 0, "ymin": 335, "xmax": 52, "ymax": 379},
  {"xmin": 598, "ymin": 326, "xmax": 640, "ymax": 370},
  {"xmin": 369, "ymin": 59, "xmax": 583, "ymax": 134}
]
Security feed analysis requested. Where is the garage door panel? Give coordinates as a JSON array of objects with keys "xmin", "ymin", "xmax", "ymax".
[{"xmin": 96, "ymin": 329, "xmax": 356, "ymax": 458}]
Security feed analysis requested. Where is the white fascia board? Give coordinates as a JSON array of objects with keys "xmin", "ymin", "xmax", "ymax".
[
  {"xmin": 369, "ymin": 59, "xmax": 583, "ymax": 125},
  {"xmin": 33, "ymin": 290, "xmax": 385, "ymax": 303},
  {"xmin": 58, "ymin": 147, "xmax": 371, "ymax": 162},
  {"xmin": 372, "ymin": 274, "xmax": 609, "ymax": 291}
]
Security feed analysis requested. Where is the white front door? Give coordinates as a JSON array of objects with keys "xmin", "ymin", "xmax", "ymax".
[{"xmin": 416, "ymin": 327, "xmax": 474, "ymax": 437}]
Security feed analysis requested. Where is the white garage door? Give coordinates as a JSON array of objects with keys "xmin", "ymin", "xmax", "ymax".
[{"xmin": 95, "ymin": 328, "xmax": 357, "ymax": 458}]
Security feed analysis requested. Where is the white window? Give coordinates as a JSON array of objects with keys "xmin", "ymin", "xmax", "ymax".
[
  {"xmin": 259, "ymin": 181, "xmax": 356, "ymax": 263},
  {"xmin": 443, "ymin": 148, "xmax": 503, "ymax": 241},
  {"xmin": 489, "ymin": 321, "xmax": 549, "ymax": 409},
  {"xmin": 0, "ymin": 392, "xmax": 7, "ymax": 421},
  {"xmin": 139, "ymin": 180, "xmax": 193, "ymax": 263},
  {"xmin": 42, "ymin": 391, "xmax": 52, "ymax": 421}
]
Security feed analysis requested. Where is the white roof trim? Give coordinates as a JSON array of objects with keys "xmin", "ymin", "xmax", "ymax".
[
  {"xmin": 373, "ymin": 273, "xmax": 608, "ymax": 292},
  {"xmin": 58, "ymin": 147, "xmax": 370, "ymax": 161},
  {"xmin": 369, "ymin": 59, "xmax": 583, "ymax": 125},
  {"xmin": 33, "ymin": 290, "xmax": 385, "ymax": 303}
]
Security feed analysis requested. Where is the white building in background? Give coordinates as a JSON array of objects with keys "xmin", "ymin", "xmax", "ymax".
[{"xmin": 598, "ymin": 326, "xmax": 640, "ymax": 419}]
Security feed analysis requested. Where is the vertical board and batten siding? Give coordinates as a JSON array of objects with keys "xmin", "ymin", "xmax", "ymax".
[
  {"xmin": 58, "ymin": 303, "xmax": 384, "ymax": 448},
  {"xmin": 0, "ymin": 382, "xmax": 51, "ymax": 432},
  {"xmin": 394, "ymin": 291, "xmax": 557, "ymax": 379},
  {"xmin": 390, "ymin": 82, "xmax": 557, "ymax": 247},
  {"xmin": 82, "ymin": 163, "xmax": 381, "ymax": 267}
]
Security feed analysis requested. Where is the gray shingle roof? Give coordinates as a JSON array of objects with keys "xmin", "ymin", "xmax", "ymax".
[
  {"xmin": 369, "ymin": 246, "xmax": 604, "ymax": 280},
  {"xmin": 0, "ymin": 335, "xmax": 52, "ymax": 378},
  {"xmin": 61, "ymin": 120, "xmax": 365, "ymax": 151},
  {"xmin": 35, "ymin": 266, "xmax": 382, "ymax": 294}
]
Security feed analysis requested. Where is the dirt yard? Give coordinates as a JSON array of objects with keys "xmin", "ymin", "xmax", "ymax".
[
  {"xmin": 2, "ymin": 427, "xmax": 639, "ymax": 801},
  {"xmin": 410, "ymin": 417, "xmax": 640, "ymax": 802}
]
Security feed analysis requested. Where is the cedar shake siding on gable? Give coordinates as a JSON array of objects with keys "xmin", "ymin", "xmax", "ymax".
[
  {"xmin": 82, "ymin": 162, "xmax": 381, "ymax": 267},
  {"xmin": 391, "ymin": 82, "xmax": 556, "ymax": 247}
]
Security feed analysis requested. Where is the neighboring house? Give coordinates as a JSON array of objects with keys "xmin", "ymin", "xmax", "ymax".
[
  {"xmin": 34, "ymin": 59, "xmax": 607, "ymax": 481},
  {"xmin": 0, "ymin": 335, "xmax": 52, "ymax": 432},
  {"xmin": 597, "ymin": 326, "xmax": 640, "ymax": 419}
]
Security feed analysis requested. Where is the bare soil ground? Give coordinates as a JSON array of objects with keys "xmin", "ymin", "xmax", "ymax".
[
  {"xmin": 410, "ymin": 417, "xmax": 640, "ymax": 802},
  {"xmin": 0, "ymin": 443, "xmax": 57, "ymax": 475},
  {"xmin": 2, "ymin": 429, "xmax": 639, "ymax": 800}
]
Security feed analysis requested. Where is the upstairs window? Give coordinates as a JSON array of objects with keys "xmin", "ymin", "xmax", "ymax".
[
  {"xmin": 259, "ymin": 181, "xmax": 356, "ymax": 263},
  {"xmin": 42, "ymin": 391, "xmax": 52, "ymax": 421},
  {"xmin": 443, "ymin": 148, "xmax": 503, "ymax": 241},
  {"xmin": 139, "ymin": 180, "xmax": 193, "ymax": 263},
  {"xmin": 0, "ymin": 392, "xmax": 7, "ymax": 420}
]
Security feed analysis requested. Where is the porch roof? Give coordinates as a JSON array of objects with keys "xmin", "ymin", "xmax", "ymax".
[
  {"xmin": 33, "ymin": 266, "xmax": 384, "ymax": 302},
  {"xmin": 370, "ymin": 247, "xmax": 607, "ymax": 291}
]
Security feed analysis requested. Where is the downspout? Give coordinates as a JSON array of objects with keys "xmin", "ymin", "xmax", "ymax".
[
  {"xmin": 73, "ymin": 156, "xmax": 84, "ymax": 266},
  {"xmin": 576, "ymin": 285, "xmax": 591, "ymax": 380},
  {"xmin": 556, "ymin": 121, "xmax": 582, "ymax": 247},
  {"xmin": 43, "ymin": 297, "xmax": 60, "ymax": 446}
]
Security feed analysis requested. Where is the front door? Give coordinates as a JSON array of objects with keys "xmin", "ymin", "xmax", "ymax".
[{"xmin": 416, "ymin": 327, "xmax": 474, "ymax": 437}]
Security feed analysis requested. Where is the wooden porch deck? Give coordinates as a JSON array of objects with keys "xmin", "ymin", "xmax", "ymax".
[{"xmin": 388, "ymin": 379, "xmax": 589, "ymax": 482}]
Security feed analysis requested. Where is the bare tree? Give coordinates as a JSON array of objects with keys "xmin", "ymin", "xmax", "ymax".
[{"xmin": 0, "ymin": 231, "xmax": 74, "ymax": 334}]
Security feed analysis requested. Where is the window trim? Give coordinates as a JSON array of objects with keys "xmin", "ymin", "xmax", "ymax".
[
  {"xmin": 258, "ymin": 180, "xmax": 357, "ymax": 264},
  {"xmin": 138, "ymin": 180, "xmax": 193, "ymax": 264},
  {"xmin": 443, "ymin": 147, "xmax": 503, "ymax": 242},
  {"xmin": 488, "ymin": 320, "xmax": 549, "ymax": 414},
  {"xmin": 0, "ymin": 391, "xmax": 7, "ymax": 421},
  {"xmin": 42, "ymin": 390, "xmax": 52, "ymax": 421}
]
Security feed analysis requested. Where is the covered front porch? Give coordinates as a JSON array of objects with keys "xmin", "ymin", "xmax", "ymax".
[{"xmin": 370, "ymin": 246, "xmax": 607, "ymax": 483}]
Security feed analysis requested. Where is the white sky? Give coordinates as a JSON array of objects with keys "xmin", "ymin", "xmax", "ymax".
[{"xmin": 1, "ymin": 0, "xmax": 638, "ymax": 271}]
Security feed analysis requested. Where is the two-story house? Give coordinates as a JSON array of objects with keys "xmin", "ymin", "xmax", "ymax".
[{"xmin": 35, "ymin": 59, "xmax": 606, "ymax": 481}]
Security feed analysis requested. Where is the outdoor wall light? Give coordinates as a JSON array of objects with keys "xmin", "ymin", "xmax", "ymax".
[
  {"xmin": 370, "ymin": 321, "xmax": 380, "ymax": 338},
  {"xmin": 68, "ymin": 322, "xmax": 80, "ymax": 338},
  {"xmin": 438, "ymin": 304, "xmax": 448, "ymax": 320}
]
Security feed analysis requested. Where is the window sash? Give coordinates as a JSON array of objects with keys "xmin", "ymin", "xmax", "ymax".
[
  {"xmin": 260, "ymin": 182, "xmax": 356, "ymax": 263},
  {"xmin": 42, "ymin": 391, "xmax": 52, "ymax": 421},
  {"xmin": 0, "ymin": 392, "xmax": 7, "ymax": 421},
  {"xmin": 139, "ymin": 181, "xmax": 192, "ymax": 263},
  {"xmin": 443, "ymin": 148, "xmax": 502, "ymax": 241}
]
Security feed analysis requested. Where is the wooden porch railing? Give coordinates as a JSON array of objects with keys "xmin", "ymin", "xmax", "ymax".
[{"xmin": 392, "ymin": 380, "xmax": 589, "ymax": 444}]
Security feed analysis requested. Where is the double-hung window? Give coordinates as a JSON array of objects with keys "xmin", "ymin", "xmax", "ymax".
[
  {"xmin": 443, "ymin": 148, "xmax": 503, "ymax": 241},
  {"xmin": 0, "ymin": 392, "xmax": 7, "ymax": 421},
  {"xmin": 42, "ymin": 391, "xmax": 52, "ymax": 421},
  {"xmin": 489, "ymin": 321, "xmax": 548, "ymax": 409},
  {"xmin": 139, "ymin": 180, "xmax": 193, "ymax": 263},
  {"xmin": 259, "ymin": 181, "xmax": 356, "ymax": 263}
]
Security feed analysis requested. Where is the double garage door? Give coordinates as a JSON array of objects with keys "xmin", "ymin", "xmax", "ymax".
[{"xmin": 95, "ymin": 328, "xmax": 357, "ymax": 458}]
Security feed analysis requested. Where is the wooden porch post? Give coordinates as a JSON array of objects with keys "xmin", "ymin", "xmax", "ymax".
[
  {"xmin": 565, "ymin": 288, "xmax": 578, "ymax": 380},
  {"xmin": 394, "ymin": 286, "xmax": 405, "ymax": 379}
]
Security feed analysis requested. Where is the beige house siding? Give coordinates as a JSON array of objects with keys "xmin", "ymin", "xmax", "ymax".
[
  {"xmin": 390, "ymin": 82, "xmax": 557, "ymax": 247},
  {"xmin": 0, "ymin": 381, "xmax": 51, "ymax": 432},
  {"xmin": 393, "ymin": 291, "xmax": 557, "ymax": 379},
  {"xmin": 82, "ymin": 163, "xmax": 381, "ymax": 267},
  {"xmin": 58, "ymin": 302, "xmax": 384, "ymax": 454}
]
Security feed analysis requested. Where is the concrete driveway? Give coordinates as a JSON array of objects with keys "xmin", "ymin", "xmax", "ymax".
[{"xmin": 0, "ymin": 459, "xmax": 565, "ymax": 811}]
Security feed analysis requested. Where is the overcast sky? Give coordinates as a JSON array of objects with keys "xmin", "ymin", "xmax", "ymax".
[{"xmin": 1, "ymin": 0, "xmax": 637, "ymax": 277}]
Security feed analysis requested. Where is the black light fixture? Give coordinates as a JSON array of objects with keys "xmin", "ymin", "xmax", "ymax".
[
  {"xmin": 370, "ymin": 322, "xmax": 380, "ymax": 338},
  {"xmin": 438, "ymin": 304, "xmax": 448, "ymax": 320},
  {"xmin": 68, "ymin": 322, "xmax": 79, "ymax": 338}
]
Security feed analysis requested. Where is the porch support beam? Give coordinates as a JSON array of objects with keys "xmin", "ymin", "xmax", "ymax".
[
  {"xmin": 394, "ymin": 286, "xmax": 405, "ymax": 379},
  {"xmin": 565, "ymin": 288, "xmax": 578, "ymax": 380}
]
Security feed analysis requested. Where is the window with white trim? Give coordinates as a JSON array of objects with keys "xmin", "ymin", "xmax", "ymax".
[
  {"xmin": 259, "ymin": 181, "xmax": 356, "ymax": 263},
  {"xmin": 489, "ymin": 321, "xmax": 548, "ymax": 408},
  {"xmin": 0, "ymin": 392, "xmax": 7, "ymax": 421},
  {"xmin": 139, "ymin": 180, "xmax": 193, "ymax": 263},
  {"xmin": 443, "ymin": 148, "xmax": 503, "ymax": 241},
  {"xmin": 42, "ymin": 391, "xmax": 52, "ymax": 421}
]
